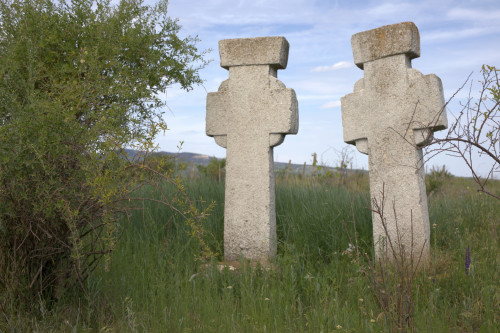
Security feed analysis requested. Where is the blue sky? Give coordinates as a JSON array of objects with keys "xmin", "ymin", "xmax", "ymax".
[{"xmin": 152, "ymin": 0, "xmax": 499, "ymax": 177}]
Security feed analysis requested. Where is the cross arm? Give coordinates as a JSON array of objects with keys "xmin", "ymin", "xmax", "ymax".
[
  {"xmin": 341, "ymin": 78, "xmax": 371, "ymax": 154},
  {"xmin": 407, "ymin": 70, "xmax": 447, "ymax": 132},
  {"xmin": 206, "ymin": 80, "xmax": 230, "ymax": 148},
  {"xmin": 266, "ymin": 84, "xmax": 299, "ymax": 135}
]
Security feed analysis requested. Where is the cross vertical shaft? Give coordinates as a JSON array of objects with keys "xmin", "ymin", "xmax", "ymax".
[
  {"xmin": 341, "ymin": 22, "xmax": 447, "ymax": 262},
  {"xmin": 206, "ymin": 37, "xmax": 298, "ymax": 262}
]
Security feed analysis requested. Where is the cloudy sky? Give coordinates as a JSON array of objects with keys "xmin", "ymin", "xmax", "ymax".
[{"xmin": 151, "ymin": 0, "xmax": 499, "ymax": 177}]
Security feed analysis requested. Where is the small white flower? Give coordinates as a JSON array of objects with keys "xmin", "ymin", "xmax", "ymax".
[{"xmin": 342, "ymin": 243, "xmax": 356, "ymax": 256}]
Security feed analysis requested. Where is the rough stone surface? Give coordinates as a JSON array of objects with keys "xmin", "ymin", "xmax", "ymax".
[
  {"xmin": 219, "ymin": 37, "xmax": 289, "ymax": 69},
  {"xmin": 206, "ymin": 36, "xmax": 298, "ymax": 262},
  {"xmin": 351, "ymin": 22, "xmax": 420, "ymax": 69},
  {"xmin": 341, "ymin": 22, "xmax": 447, "ymax": 262}
]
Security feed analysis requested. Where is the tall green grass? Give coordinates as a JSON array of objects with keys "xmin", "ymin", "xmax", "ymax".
[{"xmin": 1, "ymin": 177, "xmax": 499, "ymax": 332}]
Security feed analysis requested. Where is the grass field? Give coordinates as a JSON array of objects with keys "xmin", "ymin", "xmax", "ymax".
[{"xmin": 2, "ymin": 173, "xmax": 499, "ymax": 332}]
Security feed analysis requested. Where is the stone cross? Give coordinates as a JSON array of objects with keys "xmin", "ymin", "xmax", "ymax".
[
  {"xmin": 206, "ymin": 37, "xmax": 298, "ymax": 262},
  {"xmin": 341, "ymin": 22, "xmax": 447, "ymax": 262}
]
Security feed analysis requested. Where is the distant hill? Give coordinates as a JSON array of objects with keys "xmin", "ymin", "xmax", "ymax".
[
  {"xmin": 124, "ymin": 149, "xmax": 367, "ymax": 176},
  {"xmin": 123, "ymin": 149, "xmax": 212, "ymax": 165},
  {"xmin": 154, "ymin": 151, "xmax": 215, "ymax": 166}
]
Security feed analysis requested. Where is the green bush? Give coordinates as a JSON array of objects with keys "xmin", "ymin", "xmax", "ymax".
[
  {"xmin": 426, "ymin": 165, "xmax": 453, "ymax": 197},
  {"xmin": 0, "ymin": 0, "xmax": 206, "ymax": 301},
  {"xmin": 197, "ymin": 158, "xmax": 226, "ymax": 181}
]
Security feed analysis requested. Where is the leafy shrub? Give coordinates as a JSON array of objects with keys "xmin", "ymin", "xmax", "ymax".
[
  {"xmin": 0, "ymin": 0, "xmax": 206, "ymax": 301},
  {"xmin": 426, "ymin": 165, "xmax": 453, "ymax": 197},
  {"xmin": 197, "ymin": 158, "xmax": 226, "ymax": 181}
]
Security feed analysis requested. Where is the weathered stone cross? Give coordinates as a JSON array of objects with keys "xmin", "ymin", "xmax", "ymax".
[
  {"xmin": 206, "ymin": 37, "xmax": 298, "ymax": 262},
  {"xmin": 341, "ymin": 22, "xmax": 447, "ymax": 261}
]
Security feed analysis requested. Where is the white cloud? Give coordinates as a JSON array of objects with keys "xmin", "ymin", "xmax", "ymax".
[
  {"xmin": 297, "ymin": 94, "xmax": 341, "ymax": 101},
  {"xmin": 293, "ymin": 80, "xmax": 352, "ymax": 96},
  {"xmin": 167, "ymin": 0, "xmax": 320, "ymax": 30},
  {"xmin": 311, "ymin": 61, "xmax": 353, "ymax": 72},
  {"xmin": 447, "ymin": 8, "xmax": 500, "ymax": 21},
  {"xmin": 424, "ymin": 26, "xmax": 500, "ymax": 42},
  {"xmin": 320, "ymin": 100, "xmax": 341, "ymax": 109}
]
